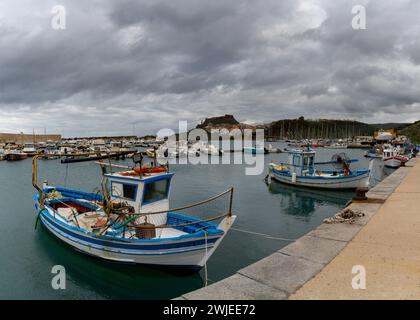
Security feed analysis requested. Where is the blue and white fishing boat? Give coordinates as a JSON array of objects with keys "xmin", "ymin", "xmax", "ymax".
[
  {"xmin": 32, "ymin": 155, "xmax": 236, "ymax": 269},
  {"xmin": 268, "ymin": 149, "xmax": 370, "ymax": 190}
]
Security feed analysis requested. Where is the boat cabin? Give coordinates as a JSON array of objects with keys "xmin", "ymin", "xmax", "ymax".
[
  {"xmin": 287, "ymin": 149, "xmax": 315, "ymax": 176},
  {"xmin": 104, "ymin": 170, "xmax": 174, "ymax": 226}
]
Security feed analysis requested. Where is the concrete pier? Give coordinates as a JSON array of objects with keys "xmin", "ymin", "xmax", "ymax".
[{"xmin": 179, "ymin": 158, "xmax": 418, "ymax": 300}]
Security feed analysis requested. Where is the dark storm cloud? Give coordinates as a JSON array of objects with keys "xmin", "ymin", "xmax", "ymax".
[{"xmin": 0, "ymin": 0, "xmax": 419, "ymax": 136}]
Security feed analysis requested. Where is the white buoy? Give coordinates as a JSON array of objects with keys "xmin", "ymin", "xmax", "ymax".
[{"xmin": 292, "ymin": 172, "xmax": 297, "ymax": 183}]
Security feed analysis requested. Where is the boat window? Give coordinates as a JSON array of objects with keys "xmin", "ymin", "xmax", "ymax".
[
  {"xmin": 143, "ymin": 179, "xmax": 170, "ymax": 204},
  {"xmin": 293, "ymin": 155, "xmax": 301, "ymax": 166},
  {"xmin": 303, "ymin": 156, "xmax": 309, "ymax": 168},
  {"xmin": 123, "ymin": 184, "xmax": 136, "ymax": 200},
  {"xmin": 111, "ymin": 182, "xmax": 137, "ymax": 201},
  {"xmin": 308, "ymin": 156, "xmax": 314, "ymax": 167}
]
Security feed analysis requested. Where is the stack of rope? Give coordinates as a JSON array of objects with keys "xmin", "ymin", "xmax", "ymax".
[{"xmin": 323, "ymin": 208, "xmax": 365, "ymax": 224}]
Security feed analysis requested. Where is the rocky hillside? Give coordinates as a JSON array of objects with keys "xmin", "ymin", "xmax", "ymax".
[{"xmin": 197, "ymin": 114, "xmax": 254, "ymax": 131}]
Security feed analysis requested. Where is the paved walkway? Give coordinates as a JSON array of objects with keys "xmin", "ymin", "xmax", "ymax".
[{"xmin": 291, "ymin": 158, "xmax": 420, "ymax": 299}]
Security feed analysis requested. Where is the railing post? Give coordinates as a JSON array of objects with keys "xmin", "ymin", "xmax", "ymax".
[
  {"xmin": 228, "ymin": 187, "xmax": 234, "ymax": 216},
  {"xmin": 32, "ymin": 155, "xmax": 45, "ymax": 209}
]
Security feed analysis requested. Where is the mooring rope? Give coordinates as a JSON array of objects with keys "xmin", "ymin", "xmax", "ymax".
[{"xmin": 230, "ymin": 227, "xmax": 296, "ymax": 242}]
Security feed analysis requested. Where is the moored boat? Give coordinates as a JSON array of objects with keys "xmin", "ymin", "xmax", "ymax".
[
  {"xmin": 22, "ymin": 143, "xmax": 39, "ymax": 157},
  {"xmin": 32, "ymin": 154, "xmax": 236, "ymax": 269},
  {"xmin": 382, "ymin": 146, "xmax": 408, "ymax": 168},
  {"xmin": 364, "ymin": 148, "xmax": 383, "ymax": 159},
  {"xmin": 268, "ymin": 149, "xmax": 370, "ymax": 190},
  {"xmin": 6, "ymin": 150, "xmax": 28, "ymax": 161},
  {"xmin": 243, "ymin": 146, "xmax": 267, "ymax": 154}
]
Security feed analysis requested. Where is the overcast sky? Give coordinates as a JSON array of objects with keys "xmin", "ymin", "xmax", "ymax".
[{"xmin": 0, "ymin": 0, "xmax": 419, "ymax": 137}]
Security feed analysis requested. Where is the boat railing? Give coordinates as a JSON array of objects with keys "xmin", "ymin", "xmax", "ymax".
[{"xmin": 109, "ymin": 187, "xmax": 235, "ymax": 232}]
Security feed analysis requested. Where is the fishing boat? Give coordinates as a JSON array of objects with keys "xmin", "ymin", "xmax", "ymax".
[
  {"xmin": 267, "ymin": 149, "xmax": 370, "ymax": 190},
  {"xmin": 382, "ymin": 145, "xmax": 408, "ymax": 168},
  {"xmin": 32, "ymin": 154, "xmax": 236, "ymax": 269}
]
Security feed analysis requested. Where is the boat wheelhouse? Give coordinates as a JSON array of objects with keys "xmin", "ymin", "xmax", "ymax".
[
  {"xmin": 268, "ymin": 149, "xmax": 370, "ymax": 190},
  {"xmin": 33, "ymin": 155, "xmax": 236, "ymax": 269},
  {"xmin": 22, "ymin": 143, "xmax": 38, "ymax": 156}
]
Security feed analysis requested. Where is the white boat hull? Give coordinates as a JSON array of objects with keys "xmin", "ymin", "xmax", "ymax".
[
  {"xmin": 383, "ymin": 157, "xmax": 402, "ymax": 168},
  {"xmin": 39, "ymin": 207, "xmax": 236, "ymax": 268},
  {"xmin": 270, "ymin": 171, "xmax": 370, "ymax": 189}
]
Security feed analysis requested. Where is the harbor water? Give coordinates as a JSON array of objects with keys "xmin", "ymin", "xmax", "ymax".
[{"xmin": 0, "ymin": 143, "xmax": 390, "ymax": 299}]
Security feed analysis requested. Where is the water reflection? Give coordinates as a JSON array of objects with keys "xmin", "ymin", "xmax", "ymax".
[
  {"xmin": 268, "ymin": 180, "xmax": 353, "ymax": 219},
  {"xmin": 35, "ymin": 224, "xmax": 204, "ymax": 300}
]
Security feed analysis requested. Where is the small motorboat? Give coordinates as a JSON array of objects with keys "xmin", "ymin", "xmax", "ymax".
[
  {"xmin": 266, "ymin": 144, "xmax": 282, "ymax": 153},
  {"xmin": 324, "ymin": 142, "xmax": 348, "ymax": 149},
  {"xmin": 6, "ymin": 150, "xmax": 28, "ymax": 161},
  {"xmin": 364, "ymin": 148, "xmax": 383, "ymax": 159},
  {"xmin": 32, "ymin": 154, "xmax": 236, "ymax": 269},
  {"xmin": 22, "ymin": 143, "xmax": 39, "ymax": 157},
  {"xmin": 268, "ymin": 149, "xmax": 370, "ymax": 190}
]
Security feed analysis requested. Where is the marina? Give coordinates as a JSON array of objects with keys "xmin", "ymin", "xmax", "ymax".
[
  {"xmin": 0, "ymin": 138, "xmax": 410, "ymax": 299},
  {"xmin": 2, "ymin": 1, "xmax": 420, "ymax": 305}
]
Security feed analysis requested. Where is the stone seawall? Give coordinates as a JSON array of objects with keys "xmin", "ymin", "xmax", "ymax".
[
  {"xmin": 0, "ymin": 133, "xmax": 61, "ymax": 144},
  {"xmin": 177, "ymin": 159, "xmax": 416, "ymax": 300}
]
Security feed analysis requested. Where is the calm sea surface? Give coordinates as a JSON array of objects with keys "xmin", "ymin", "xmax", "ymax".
[{"xmin": 0, "ymin": 143, "xmax": 391, "ymax": 299}]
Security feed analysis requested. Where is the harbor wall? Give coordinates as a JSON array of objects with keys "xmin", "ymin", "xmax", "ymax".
[
  {"xmin": 0, "ymin": 133, "xmax": 61, "ymax": 144},
  {"xmin": 177, "ymin": 159, "xmax": 416, "ymax": 300}
]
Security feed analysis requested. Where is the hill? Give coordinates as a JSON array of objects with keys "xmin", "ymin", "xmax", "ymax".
[
  {"xmin": 399, "ymin": 121, "xmax": 420, "ymax": 143},
  {"xmin": 266, "ymin": 117, "xmax": 373, "ymax": 139}
]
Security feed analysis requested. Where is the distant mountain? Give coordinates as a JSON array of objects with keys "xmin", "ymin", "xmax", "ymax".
[{"xmin": 399, "ymin": 121, "xmax": 420, "ymax": 143}]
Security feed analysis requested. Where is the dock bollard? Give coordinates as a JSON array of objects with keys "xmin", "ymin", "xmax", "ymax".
[{"xmin": 353, "ymin": 187, "xmax": 368, "ymax": 201}]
